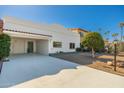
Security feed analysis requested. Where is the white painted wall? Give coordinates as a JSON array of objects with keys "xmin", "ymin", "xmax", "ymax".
[
  {"xmin": 10, "ymin": 37, "xmax": 36, "ymax": 54},
  {"xmin": 3, "ymin": 16, "xmax": 80, "ymax": 54},
  {"xmin": 10, "ymin": 38, "xmax": 26, "ymax": 54},
  {"xmin": 49, "ymin": 32, "xmax": 80, "ymax": 53}
]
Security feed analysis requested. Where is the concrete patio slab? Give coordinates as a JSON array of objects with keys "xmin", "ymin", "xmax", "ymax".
[{"xmin": 0, "ymin": 54, "xmax": 79, "ymax": 87}]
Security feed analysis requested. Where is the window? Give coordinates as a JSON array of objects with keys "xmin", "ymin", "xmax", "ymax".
[
  {"xmin": 53, "ymin": 41, "xmax": 62, "ymax": 48},
  {"xmin": 70, "ymin": 43, "xmax": 75, "ymax": 49}
]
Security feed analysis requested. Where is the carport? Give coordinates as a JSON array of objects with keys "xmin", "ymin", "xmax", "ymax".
[
  {"xmin": 4, "ymin": 29, "xmax": 51, "ymax": 55},
  {"xmin": 10, "ymin": 37, "xmax": 49, "ymax": 55}
]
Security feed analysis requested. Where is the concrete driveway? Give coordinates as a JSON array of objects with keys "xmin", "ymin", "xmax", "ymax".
[
  {"xmin": 0, "ymin": 54, "xmax": 79, "ymax": 87},
  {"xmin": 13, "ymin": 66, "xmax": 124, "ymax": 88}
]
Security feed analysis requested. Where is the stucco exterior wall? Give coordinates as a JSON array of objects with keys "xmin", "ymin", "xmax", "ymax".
[
  {"xmin": 3, "ymin": 16, "xmax": 80, "ymax": 54},
  {"xmin": 10, "ymin": 38, "xmax": 25, "ymax": 54},
  {"xmin": 49, "ymin": 32, "xmax": 80, "ymax": 53},
  {"xmin": 10, "ymin": 37, "xmax": 37, "ymax": 54}
]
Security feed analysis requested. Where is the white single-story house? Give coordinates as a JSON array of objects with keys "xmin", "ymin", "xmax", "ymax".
[{"xmin": 0, "ymin": 16, "xmax": 80, "ymax": 55}]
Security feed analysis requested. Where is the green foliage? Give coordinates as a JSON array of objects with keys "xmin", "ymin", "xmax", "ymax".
[
  {"xmin": 108, "ymin": 46, "xmax": 113, "ymax": 54},
  {"xmin": 82, "ymin": 32, "xmax": 104, "ymax": 51},
  {"xmin": 0, "ymin": 34, "xmax": 11, "ymax": 60},
  {"xmin": 80, "ymin": 43, "xmax": 84, "ymax": 48},
  {"xmin": 76, "ymin": 47, "xmax": 82, "ymax": 52},
  {"xmin": 112, "ymin": 33, "xmax": 119, "ymax": 41},
  {"xmin": 118, "ymin": 43, "xmax": 124, "ymax": 52}
]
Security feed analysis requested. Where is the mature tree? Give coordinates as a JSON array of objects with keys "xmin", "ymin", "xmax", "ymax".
[{"xmin": 82, "ymin": 32, "xmax": 104, "ymax": 58}]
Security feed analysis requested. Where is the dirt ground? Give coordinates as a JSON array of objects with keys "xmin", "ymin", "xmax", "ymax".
[
  {"xmin": 51, "ymin": 52, "xmax": 124, "ymax": 76},
  {"xmin": 51, "ymin": 52, "xmax": 93, "ymax": 65}
]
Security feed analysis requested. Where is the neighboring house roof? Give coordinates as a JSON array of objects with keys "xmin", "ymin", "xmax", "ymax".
[{"xmin": 68, "ymin": 28, "xmax": 89, "ymax": 33}]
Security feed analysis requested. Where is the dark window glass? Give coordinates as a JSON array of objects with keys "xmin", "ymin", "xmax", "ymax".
[
  {"xmin": 53, "ymin": 41, "xmax": 62, "ymax": 48},
  {"xmin": 70, "ymin": 43, "xmax": 75, "ymax": 49}
]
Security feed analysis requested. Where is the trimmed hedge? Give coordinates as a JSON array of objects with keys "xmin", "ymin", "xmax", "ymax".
[{"xmin": 0, "ymin": 34, "xmax": 11, "ymax": 60}]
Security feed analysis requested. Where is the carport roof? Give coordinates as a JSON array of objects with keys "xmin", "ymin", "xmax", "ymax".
[{"xmin": 3, "ymin": 28, "xmax": 52, "ymax": 37}]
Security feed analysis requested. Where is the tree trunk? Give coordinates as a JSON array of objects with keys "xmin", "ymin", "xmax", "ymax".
[
  {"xmin": 92, "ymin": 48, "xmax": 96, "ymax": 63},
  {"xmin": 92, "ymin": 48, "xmax": 95, "ymax": 58}
]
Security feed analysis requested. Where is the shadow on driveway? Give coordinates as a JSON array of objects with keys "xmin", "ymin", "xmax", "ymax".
[{"xmin": 0, "ymin": 54, "xmax": 79, "ymax": 88}]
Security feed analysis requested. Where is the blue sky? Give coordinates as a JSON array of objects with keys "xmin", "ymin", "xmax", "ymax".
[{"xmin": 0, "ymin": 5, "xmax": 124, "ymax": 40}]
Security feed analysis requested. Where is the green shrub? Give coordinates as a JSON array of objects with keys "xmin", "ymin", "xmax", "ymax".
[
  {"xmin": 0, "ymin": 34, "xmax": 11, "ymax": 60},
  {"xmin": 108, "ymin": 46, "xmax": 113, "ymax": 54},
  {"xmin": 118, "ymin": 43, "xmax": 124, "ymax": 52},
  {"xmin": 80, "ymin": 43, "xmax": 84, "ymax": 48},
  {"xmin": 76, "ymin": 47, "xmax": 82, "ymax": 52}
]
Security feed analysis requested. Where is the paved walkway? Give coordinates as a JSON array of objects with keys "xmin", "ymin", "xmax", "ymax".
[
  {"xmin": 0, "ymin": 54, "xmax": 79, "ymax": 87},
  {"xmin": 13, "ymin": 65, "xmax": 124, "ymax": 88}
]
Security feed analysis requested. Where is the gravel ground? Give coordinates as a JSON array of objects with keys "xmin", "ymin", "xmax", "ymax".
[
  {"xmin": 51, "ymin": 52, "xmax": 93, "ymax": 65},
  {"xmin": 51, "ymin": 52, "xmax": 124, "ymax": 76}
]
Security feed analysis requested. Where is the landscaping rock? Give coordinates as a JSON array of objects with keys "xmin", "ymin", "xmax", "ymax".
[{"xmin": 107, "ymin": 61, "xmax": 113, "ymax": 66}]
